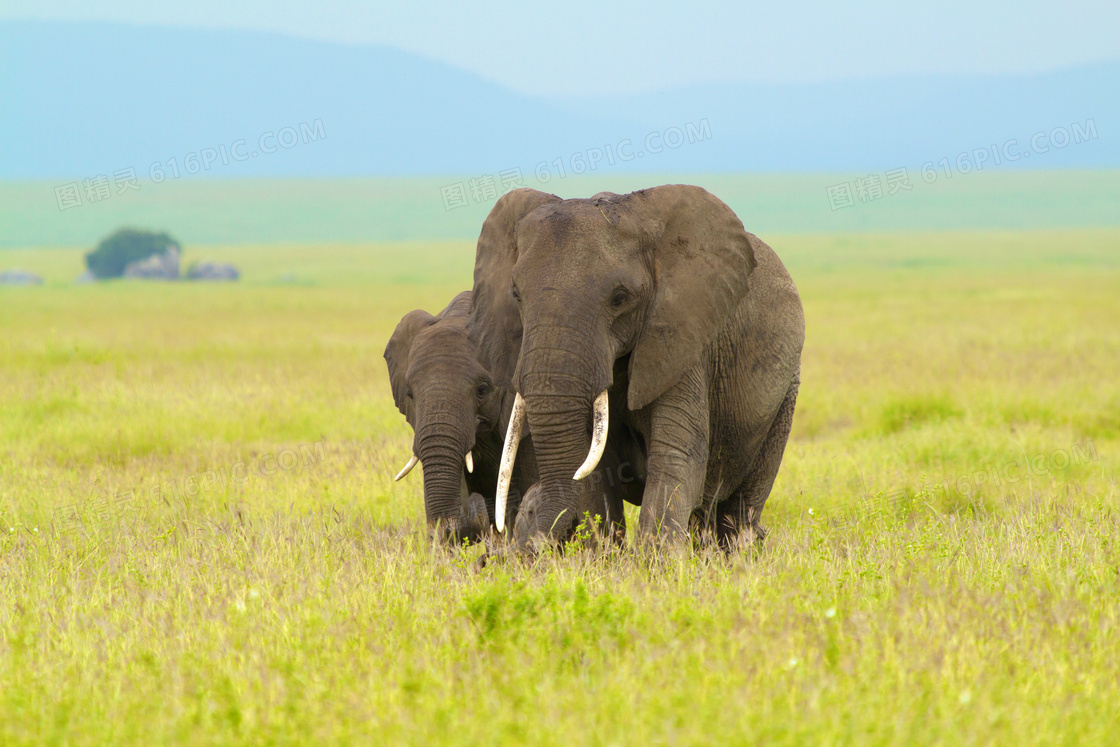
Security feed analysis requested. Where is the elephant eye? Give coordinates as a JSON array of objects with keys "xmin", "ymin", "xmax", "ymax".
[
  {"xmin": 476, "ymin": 381, "xmax": 491, "ymax": 398},
  {"xmin": 610, "ymin": 288, "xmax": 629, "ymax": 308},
  {"xmin": 511, "ymin": 284, "xmax": 521, "ymax": 302},
  {"xmin": 405, "ymin": 387, "xmax": 414, "ymax": 400}
]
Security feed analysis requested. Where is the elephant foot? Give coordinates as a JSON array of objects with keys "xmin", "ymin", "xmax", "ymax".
[{"xmin": 715, "ymin": 519, "xmax": 768, "ymax": 555}]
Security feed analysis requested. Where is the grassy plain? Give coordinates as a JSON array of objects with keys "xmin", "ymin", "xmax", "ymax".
[
  {"xmin": 1, "ymin": 225, "xmax": 1118, "ymax": 744},
  {"xmin": 4, "ymin": 169, "xmax": 1120, "ymax": 248}
]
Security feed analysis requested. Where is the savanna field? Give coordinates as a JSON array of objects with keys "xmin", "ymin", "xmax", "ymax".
[{"xmin": 1, "ymin": 176, "xmax": 1118, "ymax": 744}]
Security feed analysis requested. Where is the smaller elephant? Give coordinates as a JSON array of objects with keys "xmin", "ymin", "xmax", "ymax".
[
  {"xmin": 512, "ymin": 482, "xmax": 627, "ymax": 551},
  {"xmin": 384, "ymin": 291, "xmax": 538, "ymax": 542}
]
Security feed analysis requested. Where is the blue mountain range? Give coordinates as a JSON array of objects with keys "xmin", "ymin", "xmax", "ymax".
[{"xmin": 1, "ymin": 20, "xmax": 1116, "ymax": 178}]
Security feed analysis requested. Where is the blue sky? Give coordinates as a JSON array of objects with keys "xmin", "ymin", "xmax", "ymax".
[{"xmin": 4, "ymin": 0, "xmax": 1120, "ymax": 96}]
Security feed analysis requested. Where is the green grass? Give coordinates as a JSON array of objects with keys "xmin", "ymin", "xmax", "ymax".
[
  {"xmin": 1, "ymin": 229, "xmax": 1118, "ymax": 744},
  {"xmin": 3, "ymin": 169, "xmax": 1119, "ymax": 248}
]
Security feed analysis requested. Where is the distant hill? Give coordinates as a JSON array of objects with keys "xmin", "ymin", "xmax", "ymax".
[
  {"xmin": 558, "ymin": 66, "xmax": 1119, "ymax": 172},
  {"xmin": 1, "ymin": 20, "xmax": 1116, "ymax": 179}
]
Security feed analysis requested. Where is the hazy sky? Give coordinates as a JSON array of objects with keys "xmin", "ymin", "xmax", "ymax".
[{"xmin": 5, "ymin": 0, "xmax": 1119, "ymax": 96}]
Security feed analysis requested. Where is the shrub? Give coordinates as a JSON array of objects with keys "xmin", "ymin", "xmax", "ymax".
[{"xmin": 85, "ymin": 228, "xmax": 180, "ymax": 279}]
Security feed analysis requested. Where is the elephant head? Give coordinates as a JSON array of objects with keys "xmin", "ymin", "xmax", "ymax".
[
  {"xmin": 482, "ymin": 186, "xmax": 759, "ymax": 543},
  {"xmin": 384, "ymin": 291, "xmax": 504, "ymax": 543},
  {"xmin": 512, "ymin": 481, "xmax": 626, "ymax": 551}
]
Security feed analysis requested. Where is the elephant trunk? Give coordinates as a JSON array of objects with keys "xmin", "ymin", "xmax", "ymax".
[
  {"xmin": 493, "ymin": 300, "xmax": 616, "ymax": 543},
  {"xmin": 520, "ymin": 390, "xmax": 592, "ymax": 540},
  {"xmin": 415, "ymin": 417, "xmax": 482, "ymax": 543},
  {"xmin": 510, "ymin": 334, "xmax": 610, "ymax": 541}
]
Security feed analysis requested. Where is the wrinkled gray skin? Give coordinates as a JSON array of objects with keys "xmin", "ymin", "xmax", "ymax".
[
  {"xmin": 385, "ymin": 291, "xmax": 538, "ymax": 543},
  {"xmin": 473, "ymin": 185, "xmax": 805, "ymax": 548},
  {"xmin": 513, "ymin": 482, "xmax": 627, "ymax": 550}
]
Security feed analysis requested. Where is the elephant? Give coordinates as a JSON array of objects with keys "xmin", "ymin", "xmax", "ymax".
[
  {"xmin": 384, "ymin": 291, "xmax": 539, "ymax": 543},
  {"xmin": 478, "ymin": 185, "xmax": 804, "ymax": 548},
  {"xmin": 512, "ymin": 479, "xmax": 632, "ymax": 550}
]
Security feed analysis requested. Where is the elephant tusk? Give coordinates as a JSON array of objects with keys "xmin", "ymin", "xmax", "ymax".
[
  {"xmin": 394, "ymin": 454, "xmax": 419, "ymax": 482},
  {"xmin": 465, "ymin": 451, "xmax": 474, "ymax": 474},
  {"xmin": 574, "ymin": 390, "xmax": 610, "ymax": 481},
  {"xmin": 494, "ymin": 392, "xmax": 526, "ymax": 532}
]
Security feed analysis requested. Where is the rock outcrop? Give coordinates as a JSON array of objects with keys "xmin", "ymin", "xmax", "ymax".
[
  {"xmin": 187, "ymin": 262, "xmax": 240, "ymax": 281},
  {"xmin": 0, "ymin": 270, "xmax": 44, "ymax": 286},
  {"xmin": 123, "ymin": 248, "xmax": 180, "ymax": 280}
]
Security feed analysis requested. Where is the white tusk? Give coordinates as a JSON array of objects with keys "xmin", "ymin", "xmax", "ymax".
[
  {"xmin": 494, "ymin": 392, "xmax": 526, "ymax": 532},
  {"xmin": 574, "ymin": 390, "xmax": 610, "ymax": 481},
  {"xmin": 394, "ymin": 454, "xmax": 419, "ymax": 482},
  {"xmin": 465, "ymin": 452, "xmax": 474, "ymax": 473}
]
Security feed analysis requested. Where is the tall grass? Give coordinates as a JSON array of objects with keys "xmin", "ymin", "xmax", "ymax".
[{"xmin": 1, "ymin": 230, "xmax": 1117, "ymax": 744}]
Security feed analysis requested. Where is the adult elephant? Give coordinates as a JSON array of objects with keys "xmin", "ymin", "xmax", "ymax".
[
  {"xmin": 484, "ymin": 185, "xmax": 804, "ymax": 547},
  {"xmin": 384, "ymin": 291, "xmax": 538, "ymax": 543},
  {"xmin": 469, "ymin": 190, "xmax": 643, "ymax": 544}
]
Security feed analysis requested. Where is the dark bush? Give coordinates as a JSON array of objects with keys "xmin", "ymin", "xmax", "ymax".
[{"xmin": 85, "ymin": 228, "xmax": 180, "ymax": 279}]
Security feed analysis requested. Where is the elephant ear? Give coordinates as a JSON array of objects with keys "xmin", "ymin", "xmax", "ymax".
[
  {"xmin": 623, "ymin": 185, "xmax": 758, "ymax": 411},
  {"xmin": 467, "ymin": 188, "xmax": 561, "ymax": 389},
  {"xmin": 383, "ymin": 309, "xmax": 438, "ymax": 416}
]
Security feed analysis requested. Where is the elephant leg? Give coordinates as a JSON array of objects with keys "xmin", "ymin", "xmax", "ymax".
[
  {"xmin": 638, "ymin": 368, "xmax": 710, "ymax": 540},
  {"xmin": 717, "ymin": 377, "xmax": 799, "ymax": 548},
  {"xmin": 580, "ymin": 435, "xmax": 642, "ymax": 543},
  {"xmin": 575, "ymin": 486, "xmax": 626, "ymax": 547},
  {"xmin": 600, "ymin": 486, "xmax": 627, "ymax": 545}
]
